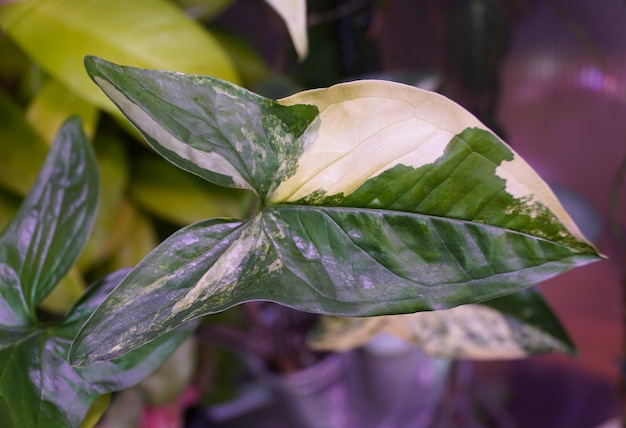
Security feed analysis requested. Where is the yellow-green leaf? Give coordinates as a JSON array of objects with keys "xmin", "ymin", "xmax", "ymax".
[
  {"xmin": 77, "ymin": 134, "xmax": 129, "ymax": 271},
  {"xmin": 0, "ymin": 89, "xmax": 49, "ymax": 196},
  {"xmin": 79, "ymin": 394, "xmax": 110, "ymax": 428},
  {"xmin": 0, "ymin": 0, "xmax": 240, "ymax": 118},
  {"xmin": 105, "ymin": 200, "xmax": 159, "ymax": 271},
  {"xmin": 26, "ymin": 80, "xmax": 99, "ymax": 143},
  {"xmin": 130, "ymin": 156, "xmax": 251, "ymax": 226},
  {"xmin": 38, "ymin": 268, "xmax": 85, "ymax": 315}
]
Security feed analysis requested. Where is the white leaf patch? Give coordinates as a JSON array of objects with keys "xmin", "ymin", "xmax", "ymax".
[
  {"xmin": 270, "ymin": 80, "xmax": 487, "ymax": 203},
  {"xmin": 496, "ymin": 157, "xmax": 587, "ymax": 242},
  {"xmin": 171, "ymin": 217, "xmax": 265, "ymax": 314}
]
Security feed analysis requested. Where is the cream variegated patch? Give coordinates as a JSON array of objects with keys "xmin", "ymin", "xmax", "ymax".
[
  {"xmin": 95, "ymin": 78, "xmax": 250, "ymax": 190},
  {"xmin": 391, "ymin": 305, "xmax": 527, "ymax": 359},
  {"xmin": 495, "ymin": 157, "xmax": 587, "ymax": 242},
  {"xmin": 171, "ymin": 218, "xmax": 266, "ymax": 314},
  {"xmin": 310, "ymin": 304, "xmax": 571, "ymax": 359},
  {"xmin": 270, "ymin": 81, "xmax": 489, "ymax": 203},
  {"xmin": 271, "ymin": 80, "xmax": 591, "ymax": 246}
]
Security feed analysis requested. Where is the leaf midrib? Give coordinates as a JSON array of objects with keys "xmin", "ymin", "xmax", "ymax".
[{"xmin": 268, "ymin": 203, "xmax": 597, "ymax": 256}]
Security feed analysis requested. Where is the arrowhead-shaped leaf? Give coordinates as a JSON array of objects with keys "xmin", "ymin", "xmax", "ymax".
[
  {"xmin": 308, "ymin": 288, "xmax": 575, "ymax": 359},
  {"xmin": 71, "ymin": 57, "xmax": 601, "ymax": 365}
]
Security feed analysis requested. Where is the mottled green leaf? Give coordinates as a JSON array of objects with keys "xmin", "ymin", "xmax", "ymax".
[
  {"xmin": 308, "ymin": 288, "xmax": 575, "ymax": 359},
  {"xmin": 0, "ymin": 117, "xmax": 97, "ymax": 324},
  {"xmin": 0, "ymin": 269, "xmax": 195, "ymax": 428},
  {"xmin": 83, "ymin": 56, "xmax": 317, "ymax": 196},
  {"xmin": 71, "ymin": 58, "xmax": 601, "ymax": 364},
  {"xmin": 0, "ymin": 0, "xmax": 239, "ymax": 117},
  {"xmin": 71, "ymin": 218, "xmax": 246, "ymax": 364},
  {"xmin": 0, "ymin": 120, "xmax": 194, "ymax": 427}
]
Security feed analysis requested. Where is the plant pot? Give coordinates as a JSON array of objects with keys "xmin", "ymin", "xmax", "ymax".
[
  {"xmin": 251, "ymin": 351, "xmax": 356, "ymax": 428},
  {"xmin": 354, "ymin": 334, "xmax": 450, "ymax": 428}
]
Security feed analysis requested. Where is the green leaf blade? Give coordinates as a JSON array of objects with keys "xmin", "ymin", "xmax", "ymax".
[
  {"xmin": 0, "ymin": 269, "xmax": 194, "ymax": 428},
  {"xmin": 70, "ymin": 218, "xmax": 249, "ymax": 365},
  {"xmin": 72, "ymin": 67, "xmax": 603, "ymax": 365},
  {"xmin": 83, "ymin": 56, "xmax": 318, "ymax": 197},
  {"xmin": 0, "ymin": 118, "xmax": 98, "ymax": 321},
  {"xmin": 263, "ymin": 206, "xmax": 598, "ymax": 314}
]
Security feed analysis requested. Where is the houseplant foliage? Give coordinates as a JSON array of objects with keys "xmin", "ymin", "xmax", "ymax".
[
  {"xmin": 70, "ymin": 56, "xmax": 601, "ymax": 366},
  {"xmin": 0, "ymin": 0, "xmax": 252, "ymax": 313},
  {"xmin": 308, "ymin": 288, "xmax": 576, "ymax": 358},
  {"xmin": 0, "ymin": 118, "xmax": 194, "ymax": 428},
  {"xmin": 0, "ymin": 0, "xmax": 239, "ymax": 114}
]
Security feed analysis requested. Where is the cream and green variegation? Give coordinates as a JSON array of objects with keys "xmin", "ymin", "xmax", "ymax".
[
  {"xmin": 308, "ymin": 288, "xmax": 575, "ymax": 359},
  {"xmin": 70, "ymin": 57, "xmax": 601, "ymax": 366}
]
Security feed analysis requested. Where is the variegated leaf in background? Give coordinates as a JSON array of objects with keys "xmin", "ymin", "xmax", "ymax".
[
  {"xmin": 70, "ymin": 57, "xmax": 601, "ymax": 365},
  {"xmin": 308, "ymin": 288, "xmax": 575, "ymax": 359}
]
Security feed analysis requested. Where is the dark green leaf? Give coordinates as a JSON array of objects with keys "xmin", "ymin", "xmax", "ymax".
[
  {"xmin": 0, "ymin": 269, "xmax": 194, "ymax": 428},
  {"xmin": 0, "ymin": 118, "xmax": 98, "ymax": 323}
]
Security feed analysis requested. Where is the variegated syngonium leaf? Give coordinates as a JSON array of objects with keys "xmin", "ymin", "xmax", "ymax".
[
  {"xmin": 308, "ymin": 289, "xmax": 575, "ymax": 359},
  {"xmin": 83, "ymin": 56, "xmax": 318, "ymax": 197},
  {"xmin": 72, "ymin": 57, "xmax": 601, "ymax": 365},
  {"xmin": 272, "ymin": 81, "xmax": 589, "ymax": 248}
]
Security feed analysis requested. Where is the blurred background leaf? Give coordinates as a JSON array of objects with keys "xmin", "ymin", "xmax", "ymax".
[
  {"xmin": 129, "ymin": 156, "xmax": 253, "ymax": 226},
  {"xmin": 0, "ymin": 89, "xmax": 48, "ymax": 195},
  {"xmin": 0, "ymin": 0, "xmax": 240, "ymax": 117},
  {"xmin": 26, "ymin": 79, "xmax": 99, "ymax": 143}
]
